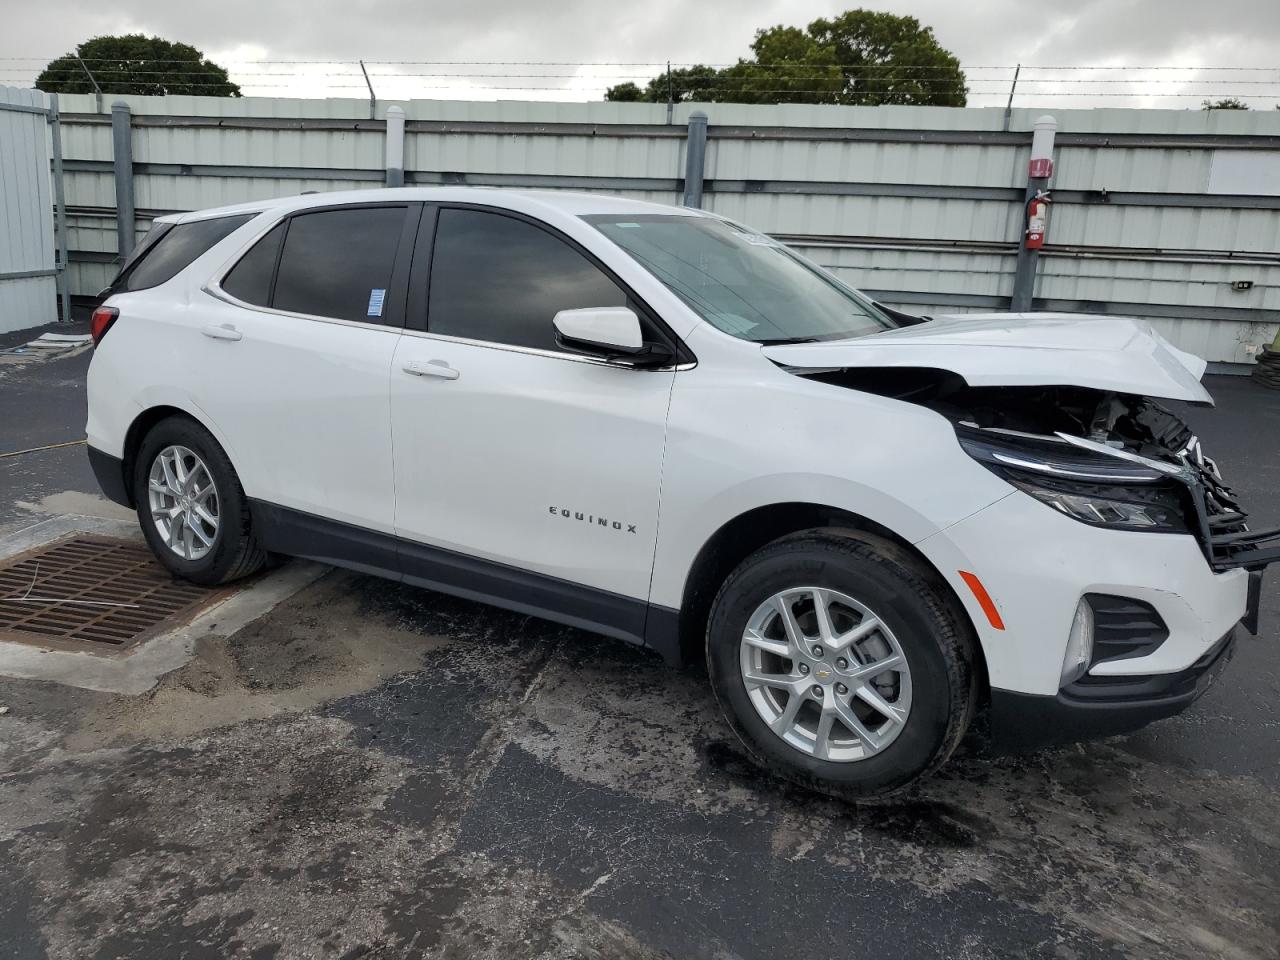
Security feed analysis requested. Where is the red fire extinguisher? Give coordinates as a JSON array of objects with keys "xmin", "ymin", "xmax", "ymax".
[{"xmin": 1025, "ymin": 192, "xmax": 1050, "ymax": 250}]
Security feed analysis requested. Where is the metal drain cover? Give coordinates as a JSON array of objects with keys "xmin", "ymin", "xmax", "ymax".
[{"xmin": 0, "ymin": 535, "xmax": 224, "ymax": 652}]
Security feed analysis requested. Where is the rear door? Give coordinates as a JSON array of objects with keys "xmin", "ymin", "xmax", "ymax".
[
  {"xmin": 389, "ymin": 205, "xmax": 679, "ymax": 631},
  {"xmin": 188, "ymin": 203, "xmax": 419, "ymax": 535}
]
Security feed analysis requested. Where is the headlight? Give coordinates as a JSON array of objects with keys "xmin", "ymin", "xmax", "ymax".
[
  {"xmin": 1003, "ymin": 473, "xmax": 1189, "ymax": 533},
  {"xmin": 958, "ymin": 427, "xmax": 1193, "ymax": 534}
]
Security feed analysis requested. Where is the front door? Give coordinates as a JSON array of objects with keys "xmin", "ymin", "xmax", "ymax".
[{"xmin": 390, "ymin": 206, "xmax": 676, "ymax": 632}]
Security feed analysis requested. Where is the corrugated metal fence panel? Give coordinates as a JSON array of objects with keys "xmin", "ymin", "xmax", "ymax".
[
  {"xmin": 0, "ymin": 86, "xmax": 55, "ymax": 333},
  {"xmin": 49, "ymin": 95, "xmax": 1279, "ymax": 361}
]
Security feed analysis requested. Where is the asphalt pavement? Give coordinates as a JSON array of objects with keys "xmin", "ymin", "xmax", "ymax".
[{"xmin": 1, "ymin": 324, "xmax": 1277, "ymax": 960}]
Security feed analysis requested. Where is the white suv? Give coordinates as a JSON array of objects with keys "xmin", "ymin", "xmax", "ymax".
[{"xmin": 86, "ymin": 188, "xmax": 1274, "ymax": 800}]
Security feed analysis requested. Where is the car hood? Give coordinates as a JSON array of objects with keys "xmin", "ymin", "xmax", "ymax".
[{"xmin": 761, "ymin": 312, "xmax": 1213, "ymax": 404}]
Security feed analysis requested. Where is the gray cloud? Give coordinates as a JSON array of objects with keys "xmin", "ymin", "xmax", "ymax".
[{"xmin": 2, "ymin": 0, "xmax": 1277, "ymax": 107}]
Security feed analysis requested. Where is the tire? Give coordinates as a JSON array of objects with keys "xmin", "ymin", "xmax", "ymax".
[
  {"xmin": 132, "ymin": 415, "xmax": 266, "ymax": 586},
  {"xmin": 705, "ymin": 528, "xmax": 978, "ymax": 802}
]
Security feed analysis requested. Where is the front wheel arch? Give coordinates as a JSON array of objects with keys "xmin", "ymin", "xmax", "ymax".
[
  {"xmin": 675, "ymin": 503, "xmax": 987, "ymax": 692},
  {"xmin": 705, "ymin": 527, "xmax": 980, "ymax": 800}
]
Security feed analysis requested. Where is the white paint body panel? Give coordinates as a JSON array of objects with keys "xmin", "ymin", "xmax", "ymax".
[
  {"xmin": 85, "ymin": 187, "xmax": 1249, "ymax": 700},
  {"xmin": 182, "ymin": 301, "xmax": 400, "ymax": 534},
  {"xmin": 390, "ymin": 333, "xmax": 674, "ymax": 599},
  {"xmin": 763, "ymin": 313, "xmax": 1213, "ymax": 404},
  {"xmin": 916, "ymin": 494, "xmax": 1249, "ymax": 695}
]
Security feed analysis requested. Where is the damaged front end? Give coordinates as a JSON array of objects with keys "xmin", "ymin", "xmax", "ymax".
[{"xmin": 806, "ymin": 368, "xmax": 1278, "ymax": 633}]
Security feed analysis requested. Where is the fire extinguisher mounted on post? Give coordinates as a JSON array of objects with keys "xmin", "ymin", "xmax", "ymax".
[
  {"xmin": 1011, "ymin": 115, "xmax": 1057, "ymax": 312},
  {"xmin": 1025, "ymin": 190, "xmax": 1051, "ymax": 250}
]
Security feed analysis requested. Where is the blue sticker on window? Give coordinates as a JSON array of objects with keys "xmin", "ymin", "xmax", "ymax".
[{"xmin": 367, "ymin": 288, "xmax": 386, "ymax": 317}]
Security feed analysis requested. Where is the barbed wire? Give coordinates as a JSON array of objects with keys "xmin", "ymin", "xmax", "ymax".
[
  {"xmin": 5, "ymin": 58, "xmax": 1279, "ymax": 104},
  {"xmin": 4, "ymin": 57, "xmax": 1280, "ymax": 70},
  {"xmin": 9, "ymin": 67, "xmax": 1280, "ymax": 85}
]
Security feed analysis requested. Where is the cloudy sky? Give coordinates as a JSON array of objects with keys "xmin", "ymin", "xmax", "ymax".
[{"xmin": 2, "ymin": 0, "xmax": 1278, "ymax": 108}]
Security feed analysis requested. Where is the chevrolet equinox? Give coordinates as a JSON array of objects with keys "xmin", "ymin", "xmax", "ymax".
[{"xmin": 86, "ymin": 188, "xmax": 1276, "ymax": 800}]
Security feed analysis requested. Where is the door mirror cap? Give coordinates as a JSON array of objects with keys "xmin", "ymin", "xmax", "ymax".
[{"xmin": 553, "ymin": 307, "xmax": 645, "ymax": 355}]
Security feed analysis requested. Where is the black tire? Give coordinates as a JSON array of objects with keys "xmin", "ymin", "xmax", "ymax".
[
  {"xmin": 706, "ymin": 528, "xmax": 978, "ymax": 802},
  {"xmin": 132, "ymin": 415, "xmax": 266, "ymax": 586}
]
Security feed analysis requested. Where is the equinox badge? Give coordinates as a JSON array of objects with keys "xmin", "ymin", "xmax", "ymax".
[{"xmin": 549, "ymin": 506, "xmax": 637, "ymax": 534}]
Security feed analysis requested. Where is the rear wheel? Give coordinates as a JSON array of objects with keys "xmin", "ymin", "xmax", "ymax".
[
  {"xmin": 706, "ymin": 529, "xmax": 978, "ymax": 801},
  {"xmin": 133, "ymin": 416, "xmax": 266, "ymax": 586}
]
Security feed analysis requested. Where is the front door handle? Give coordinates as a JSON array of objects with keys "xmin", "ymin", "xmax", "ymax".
[
  {"xmin": 403, "ymin": 359, "xmax": 459, "ymax": 380},
  {"xmin": 201, "ymin": 323, "xmax": 242, "ymax": 342}
]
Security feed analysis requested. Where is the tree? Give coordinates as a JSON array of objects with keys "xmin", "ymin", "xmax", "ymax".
[
  {"xmin": 1202, "ymin": 98, "xmax": 1248, "ymax": 110},
  {"xmin": 604, "ymin": 9, "xmax": 964, "ymax": 106},
  {"xmin": 36, "ymin": 35, "xmax": 241, "ymax": 97}
]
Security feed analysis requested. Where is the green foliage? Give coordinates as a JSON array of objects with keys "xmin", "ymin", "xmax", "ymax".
[
  {"xmin": 1201, "ymin": 98, "xmax": 1249, "ymax": 110},
  {"xmin": 605, "ymin": 9, "xmax": 964, "ymax": 106},
  {"xmin": 36, "ymin": 35, "xmax": 241, "ymax": 97}
]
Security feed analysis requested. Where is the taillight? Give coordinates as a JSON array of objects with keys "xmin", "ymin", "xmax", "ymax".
[{"xmin": 90, "ymin": 305, "xmax": 119, "ymax": 346}]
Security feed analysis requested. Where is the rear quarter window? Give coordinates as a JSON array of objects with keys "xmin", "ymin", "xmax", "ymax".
[
  {"xmin": 269, "ymin": 206, "xmax": 407, "ymax": 323},
  {"xmin": 221, "ymin": 223, "xmax": 286, "ymax": 307},
  {"xmin": 119, "ymin": 214, "xmax": 256, "ymax": 292}
]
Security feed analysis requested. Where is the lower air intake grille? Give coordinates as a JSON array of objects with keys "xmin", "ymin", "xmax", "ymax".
[{"xmin": 1084, "ymin": 593, "xmax": 1169, "ymax": 665}]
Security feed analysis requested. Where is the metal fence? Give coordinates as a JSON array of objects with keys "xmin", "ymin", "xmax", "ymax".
[
  {"xmin": 49, "ymin": 92, "xmax": 1280, "ymax": 365},
  {"xmin": 0, "ymin": 86, "xmax": 68, "ymax": 333}
]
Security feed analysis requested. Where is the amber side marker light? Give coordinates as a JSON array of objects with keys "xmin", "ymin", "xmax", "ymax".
[{"xmin": 958, "ymin": 570, "xmax": 1006, "ymax": 630}]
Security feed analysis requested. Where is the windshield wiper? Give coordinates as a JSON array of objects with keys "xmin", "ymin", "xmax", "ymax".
[{"xmin": 756, "ymin": 336, "xmax": 822, "ymax": 345}]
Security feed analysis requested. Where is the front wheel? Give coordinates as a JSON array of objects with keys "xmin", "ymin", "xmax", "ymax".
[
  {"xmin": 706, "ymin": 529, "xmax": 978, "ymax": 802},
  {"xmin": 133, "ymin": 416, "xmax": 266, "ymax": 586}
]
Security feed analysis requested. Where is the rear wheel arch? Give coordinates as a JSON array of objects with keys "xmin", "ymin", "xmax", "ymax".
[
  {"xmin": 121, "ymin": 405, "xmax": 231, "ymax": 507},
  {"xmin": 675, "ymin": 502, "xmax": 988, "ymax": 690},
  {"xmin": 131, "ymin": 415, "xmax": 267, "ymax": 585}
]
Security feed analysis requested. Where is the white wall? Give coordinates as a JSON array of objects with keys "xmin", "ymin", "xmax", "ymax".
[
  {"xmin": 0, "ymin": 86, "xmax": 56, "ymax": 333},
  {"xmin": 51, "ymin": 94, "xmax": 1280, "ymax": 363}
]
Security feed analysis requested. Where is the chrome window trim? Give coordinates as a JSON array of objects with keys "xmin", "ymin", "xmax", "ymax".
[
  {"xmin": 202, "ymin": 281, "xmax": 404, "ymax": 336},
  {"xmin": 398, "ymin": 328, "xmax": 695, "ymax": 372},
  {"xmin": 205, "ymin": 279, "xmax": 692, "ymax": 363},
  {"xmin": 202, "ymin": 202, "xmax": 695, "ymax": 366},
  {"xmin": 202, "ymin": 203, "xmax": 411, "ymax": 332}
]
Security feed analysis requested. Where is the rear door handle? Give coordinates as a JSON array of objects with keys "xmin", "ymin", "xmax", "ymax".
[
  {"xmin": 201, "ymin": 323, "xmax": 242, "ymax": 342},
  {"xmin": 402, "ymin": 359, "xmax": 459, "ymax": 380}
]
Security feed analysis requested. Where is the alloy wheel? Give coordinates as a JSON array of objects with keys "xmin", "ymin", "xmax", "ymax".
[
  {"xmin": 147, "ymin": 445, "xmax": 220, "ymax": 561},
  {"xmin": 739, "ymin": 586, "xmax": 912, "ymax": 762}
]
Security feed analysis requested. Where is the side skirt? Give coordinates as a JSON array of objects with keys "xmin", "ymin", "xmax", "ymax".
[{"xmin": 248, "ymin": 500, "xmax": 683, "ymax": 663}]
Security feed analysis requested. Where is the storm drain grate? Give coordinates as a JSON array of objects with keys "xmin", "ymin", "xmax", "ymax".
[{"xmin": 0, "ymin": 535, "xmax": 222, "ymax": 650}]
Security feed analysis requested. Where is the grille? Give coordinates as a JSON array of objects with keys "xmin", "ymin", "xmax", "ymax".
[
  {"xmin": 1084, "ymin": 594, "xmax": 1169, "ymax": 664},
  {"xmin": 0, "ymin": 535, "xmax": 220, "ymax": 650}
]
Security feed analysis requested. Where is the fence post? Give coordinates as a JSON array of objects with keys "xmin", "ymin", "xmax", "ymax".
[
  {"xmin": 111, "ymin": 101, "xmax": 136, "ymax": 260},
  {"xmin": 683, "ymin": 110, "xmax": 708, "ymax": 208},
  {"xmin": 49, "ymin": 94, "xmax": 71, "ymax": 323},
  {"xmin": 385, "ymin": 106, "xmax": 405, "ymax": 187},
  {"xmin": 1010, "ymin": 114, "xmax": 1056, "ymax": 313}
]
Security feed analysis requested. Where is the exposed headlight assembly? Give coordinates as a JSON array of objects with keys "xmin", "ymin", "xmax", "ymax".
[{"xmin": 957, "ymin": 427, "xmax": 1194, "ymax": 535}]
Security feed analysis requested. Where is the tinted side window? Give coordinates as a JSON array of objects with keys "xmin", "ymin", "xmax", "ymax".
[
  {"xmin": 272, "ymin": 207, "xmax": 406, "ymax": 323},
  {"xmin": 123, "ymin": 214, "xmax": 254, "ymax": 291},
  {"xmin": 222, "ymin": 223, "xmax": 285, "ymax": 306},
  {"xmin": 428, "ymin": 208, "xmax": 626, "ymax": 351}
]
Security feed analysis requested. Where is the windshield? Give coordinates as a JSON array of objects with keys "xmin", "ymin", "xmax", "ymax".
[{"xmin": 585, "ymin": 213, "xmax": 895, "ymax": 344}]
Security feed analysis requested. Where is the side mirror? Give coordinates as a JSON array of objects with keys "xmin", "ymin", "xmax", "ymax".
[
  {"xmin": 553, "ymin": 307, "xmax": 676, "ymax": 367},
  {"xmin": 553, "ymin": 307, "xmax": 645, "ymax": 355}
]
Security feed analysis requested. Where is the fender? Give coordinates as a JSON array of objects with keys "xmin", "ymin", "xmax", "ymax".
[
  {"xmin": 648, "ymin": 471, "xmax": 1002, "ymax": 612},
  {"xmin": 132, "ymin": 388, "xmax": 240, "ymax": 460}
]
